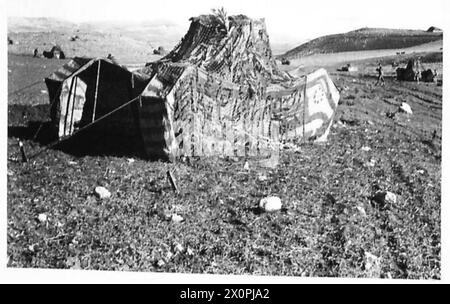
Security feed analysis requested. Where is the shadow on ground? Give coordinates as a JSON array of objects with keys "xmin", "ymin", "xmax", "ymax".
[{"xmin": 8, "ymin": 104, "xmax": 149, "ymax": 160}]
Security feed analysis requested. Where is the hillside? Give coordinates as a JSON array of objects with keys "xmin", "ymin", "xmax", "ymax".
[
  {"xmin": 7, "ymin": 53, "xmax": 442, "ymax": 278},
  {"xmin": 280, "ymin": 28, "xmax": 443, "ymax": 59},
  {"xmin": 7, "ymin": 17, "xmax": 183, "ymax": 64}
]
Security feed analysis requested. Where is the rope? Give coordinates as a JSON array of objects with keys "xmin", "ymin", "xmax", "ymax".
[
  {"xmin": 28, "ymin": 95, "xmax": 141, "ymax": 160},
  {"xmin": 8, "ymin": 80, "xmax": 44, "ymax": 97}
]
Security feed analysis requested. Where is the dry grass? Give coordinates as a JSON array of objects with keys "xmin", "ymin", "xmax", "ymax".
[{"xmin": 7, "ymin": 52, "xmax": 441, "ymax": 279}]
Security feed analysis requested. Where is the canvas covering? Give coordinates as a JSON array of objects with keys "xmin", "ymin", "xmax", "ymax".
[{"xmin": 46, "ymin": 14, "xmax": 340, "ymax": 161}]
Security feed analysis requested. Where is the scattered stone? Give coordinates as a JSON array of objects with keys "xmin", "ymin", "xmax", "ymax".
[
  {"xmin": 230, "ymin": 156, "xmax": 239, "ymax": 162},
  {"xmin": 186, "ymin": 247, "xmax": 195, "ymax": 256},
  {"xmin": 384, "ymin": 191, "xmax": 397, "ymax": 205},
  {"xmin": 365, "ymin": 252, "xmax": 382, "ymax": 278},
  {"xmin": 366, "ymin": 159, "xmax": 376, "ymax": 167},
  {"xmin": 399, "ymin": 102, "xmax": 413, "ymax": 114},
  {"xmin": 356, "ymin": 205, "xmax": 367, "ymax": 217},
  {"xmin": 257, "ymin": 173, "xmax": 268, "ymax": 182},
  {"xmin": 259, "ymin": 196, "xmax": 282, "ymax": 213},
  {"xmin": 71, "ymin": 237, "xmax": 79, "ymax": 245},
  {"xmin": 120, "ymin": 265, "xmax": 130, "ymax": 272},
  {"xmin": 372, "ymin": 191, "xmax": 397, "ymax": 207},
  {"xmin": 171, "ymin": 214, "xmax": 184, "ymax": 223},
  {"xmin": 38, "ymin": 213, "xmax": 47, "ymax": 223},
  {"xmin": 361, "ymin": 146, "xmax": 371, "ymax": 152},
  {"xmin": 156, "ymin": 259, "xmax": 166, "ymax": 267},
  {"xmin": 94, "ymin": 186, "xmax": 111, "ymax": 199},
  {"xmin": 174, "ymin": 243, "xmax": 184, "ymax": 254},
  {"xmin": 66, "ymin": 257, "xmax": 82, "ymax": 270},
  {"xmin": 28, "ymin": 244, "xmax": 36, "ymax": 252}
]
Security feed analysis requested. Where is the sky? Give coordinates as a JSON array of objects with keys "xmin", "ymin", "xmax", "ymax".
[{"xmin": 6, "ymin": 0, "xmax": 448, "ymax": 46}]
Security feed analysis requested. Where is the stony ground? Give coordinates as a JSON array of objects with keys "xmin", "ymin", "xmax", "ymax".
[{"xmin": 7, "ymin": 53, "xmax": 441, "ymax": 279}]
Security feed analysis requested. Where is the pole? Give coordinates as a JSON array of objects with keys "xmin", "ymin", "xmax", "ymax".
[
  {"xmin": 92, "ymin": 60, "xmax": 101, "ymax": 122},
  {"xmin": 63, "ymin": 77, "xmax": 76, "ymax": 136},
  {"xmin": 303, "ymin": 75, "xmax": 308, "ymax": 142},
  {"xmin": 167, "ymin": 170, "xmax": 179, "ymax": 193},
  {"xmin": 19, "ymin": 141, "xmax": 28, "ymax": 163},
  {"xmin": 69, "ymin": 77, "xmax": 78, "ymax": 134}
]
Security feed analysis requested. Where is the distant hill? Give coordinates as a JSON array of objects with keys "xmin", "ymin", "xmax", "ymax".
[
  {"xmin": 7, "ymin": 17, "xmax": 184, "ymax": 64},
  {"xmin": 7, "ymin": 17, "xmax": 77, "ymax": 32},
  {"xmin": 279, "ymin": 27, "xmax": 443, "ymax": 59}
]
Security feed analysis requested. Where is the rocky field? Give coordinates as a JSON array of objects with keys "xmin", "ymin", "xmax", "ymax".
[{"xmin": 6, "ymin": 47, "xmax": 442, "ymax": 278}]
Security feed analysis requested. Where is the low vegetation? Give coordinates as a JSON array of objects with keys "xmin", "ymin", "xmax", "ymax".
[{"xmin": 7, "ymin": 54, "xmax": 441, "ymax": 278}]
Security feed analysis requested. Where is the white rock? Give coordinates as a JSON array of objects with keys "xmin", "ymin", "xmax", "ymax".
[
  {"xmin": 38, "ymin": 213, "xmax": 47, "ymax": 223},
  {"xmin": 40, "ymin": 90, "xmax": 47, "ymax": 94},
  {"xmin": 127, "ymin": 158, "xmax": 135, "ymax": 164},
  {"xmin": 259, "ymin": 196, "xmax": 282, "ymax": 212},
  {"xmin": 186, "ymin": 247, "xmax": 195, "ymax": 256},
  {"xmin": 361, "ymin": 146, "xmax": 371, "ymax": 152},
  {"xmin": 174, "ymin": 243, "xmax": 184, "ymax": 254},
  {"xmin": 257, "ymin": 174, "xmax": 268, "ymax": 182},
  {"xmin": 417, "ymin": 169, "xmax": 425, "ymax": 175},
  {"xmin": 94, "ymin": 186, "xmax": 111, "ymax": 199},
  {"xmin": 374, "ymin": 191, "xmax": 397, "ymax": 206},
  {"xmin": 171, "ymin": 214, "xmax": 184, "ymax": 223},
  {"xmin": 68, "ymin": 161, "xmax": 78, "ymax": 166},
  {"xmin": 356, "ymin": 206, "xmax": 367, "ymax": 217},
  {"xmin": 399, "ymin": 102, "xmax": 413, "ymax": 114},
  {"xmin": 243, "ymin": 161, "xmax": 250, "ymax": 171},
  {"xmin": 366, "ymin": 159, "xmax": 376, "ymax": 167},
  {"xmin": 385, "ymin": 191, "xmax": 397, "ymax": 205},
  {"xmin": 365, "ymin": 252, "xmax": 382, "ymax": 278},
  {"xmin": 156, "ymin": 259, "xmax": 166, "ymax": 267}
]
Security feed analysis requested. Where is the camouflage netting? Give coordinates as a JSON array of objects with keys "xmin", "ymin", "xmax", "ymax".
[
  {"xmin": 133, "ymin": 14, "xmax": 339, "ymax": 160},
  {"xmin": 142, "ymin": 14, "xmax": 291, "ymax": 97},
  {"xmin": 46, "ymin": 14, "xmax": 339, "ymax": 161}
]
